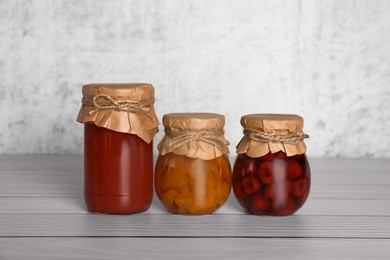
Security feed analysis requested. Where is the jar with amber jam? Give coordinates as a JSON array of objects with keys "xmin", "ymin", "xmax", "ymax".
[
  {"xmin": 155, "ymin": 113, "xmax": 231, "ymax": 215},
  {"xmin": 77, "ymin": 83, "xmax": 159, "ymax": 214},
  {"xmin": 233, "ymin": 114, "xmax": 310, "ymax": 216}
]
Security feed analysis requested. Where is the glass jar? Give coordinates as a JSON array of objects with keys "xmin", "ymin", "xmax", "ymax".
[
  {"xmin": 233, "ymin": 114, "xmax": 310, "ymax": 216},
  {"xmin": 155, "ymin": 113, "xmax": 231, "ymax": 215},
  {"xmin": 77, "ymin": 83, "xmax": 159, "ymax": 214}
]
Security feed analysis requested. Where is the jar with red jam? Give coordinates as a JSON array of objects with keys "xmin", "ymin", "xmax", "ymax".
[
  {"xmin": 233, "ymin": 114, "xmax": 310, "ymax": 216},
  {"xmin": 155, "ymin": 113, "xmax": 231, "ymax": 215},
  {"xmin": 77, "ymin": 83, "xmax": 159, "ymax": 214}
]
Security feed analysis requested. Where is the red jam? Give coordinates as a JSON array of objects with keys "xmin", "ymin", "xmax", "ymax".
[
  {"xmin": 84, "ymin": 124, "xmax": 153, "ymax": 214},
  {"xmin": 232, "ymin": 151, "xmax": 310, "ymax": 216}
]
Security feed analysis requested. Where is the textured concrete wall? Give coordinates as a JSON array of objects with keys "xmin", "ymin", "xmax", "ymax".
[{"xmin": 1, "ymin": 0, "xmax": 390, "ymax": 157}]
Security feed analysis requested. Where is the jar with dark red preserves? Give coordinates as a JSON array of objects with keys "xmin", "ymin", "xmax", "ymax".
[
  {"xmin": 155, "ymin": 113, "xmax": 231, "ymax": 215},
  {"xmin": 233, "ymin": 114, "xmax": 310, "ymax": 216},
  {"xmin": 77, "ymin": 83, "xmax": 159, "ymax": 214}
]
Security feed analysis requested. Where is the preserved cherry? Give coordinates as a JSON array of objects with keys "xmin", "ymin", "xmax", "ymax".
[
  {"xmin": 233, "ymin": 151, "xmax": 310, "ymax": 216},
  {"xmin": 155, "ymin": 153, "xmax": 231, "ymax": 215},
  {"xmin": 233, "ymin": 114, "xmax": 311, "ymax": 216}
]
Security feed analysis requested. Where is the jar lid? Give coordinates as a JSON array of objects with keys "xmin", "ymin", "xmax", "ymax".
[
  {"xmin": 158, "ymin": 113, "xmax": 230, "ymax": 160},
  {"xmin": 163, "ymin": 113, "xmax": 225, "ymax": 131},
  {"xmin": 77, "ymin": 83, "xmax": 159, "ymax": 143},
  {"xmin": 237, "ymin": 114, "xmax": 308, "ymax": 157},
  {"xmin": 241, "ymin": 114, "xmax": 304, "ymax": 132}
]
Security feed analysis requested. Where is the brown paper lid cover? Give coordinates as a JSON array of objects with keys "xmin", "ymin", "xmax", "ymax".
[
  {"xmin": 77, "ymin": 83, "xmax": 159, "ymax": 143},
  {"xmin": 237, "ymin": 114, "xmax": 308, "ymax": 157},
  {"xmin": 158, "ymin": 113, "xmax": 230, "ymax": 160}
]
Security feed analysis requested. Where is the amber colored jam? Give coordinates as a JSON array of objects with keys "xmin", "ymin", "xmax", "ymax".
[
  {"xmin": 84, "ymin": 124, "xmax": 153, "ymax": 214},
  {"xmin": 155, "ymin": 153, "xmax": 231, "ymax": 215},
  {"xmin": 232, "ymin": 152, "xmax": 310, "ymax": 216}
]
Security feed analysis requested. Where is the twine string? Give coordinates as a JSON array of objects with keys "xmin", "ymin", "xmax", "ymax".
[
  {"xmin": 245, "ymin": 128, "xmax": 309, "ymax": 144},
  {"xmin": 83, "ymin": 94, "xmax": 155, "ymax": 120},
  {"xmin": 160, "ymin": 129, "xmax": 230, "ymax": 154}
]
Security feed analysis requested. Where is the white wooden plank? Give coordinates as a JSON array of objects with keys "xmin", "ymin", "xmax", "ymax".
[
  {"xmin": 2, "ymin": 168, "xmax": 390, "ymax": 186},
  {"xmin": 310, "ymin": 184, "xmax": 390, "ymax": 200},
  {"xmin": 0, "ymin": 162, "xmax": 389, "ymax": 199},
  {"xmin": 0, "ymin": 175, "xmax": 388, "ymax": 200},
  {"xmin": 0, "ymin": 155, "xmax": 83, "ymax": 171},
  {"xmin": 0, "ymin": 214, "xmax": 389, "ymax": 238},
  {"xmin": 0, "ymin": 155, "xmax": 389, "ymax": 259},
  {"xmin": 311, "ymin": 158, "xmax": 390, "ymax": 174},
  {"xmin": 1, "ymin": 155, "xmax": 389, "ymax": 175},
  {"xmin": 0, "ymin": 238, "xmax": 389, "ymax": 260},
  {"xmin": 1, "ymin": 169, "xmax": 389, "ymax": 192},
  {"xmin": 0, "ymin": 170, "xmax": 83, "ymax": 197},
  {"xmin": 1, "ymin": 196, "xmax": 390, "ymax": 217}
]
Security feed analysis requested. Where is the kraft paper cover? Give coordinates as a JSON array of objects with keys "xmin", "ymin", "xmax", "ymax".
[
  {"xmin": 77, "ymin": 83, "xmax": 159, "ymax": 143},
  {"xmin": 158, "ymin": 113, "xmax": 230, "ymax": 160},
  {"xmin": 236, "ymin": 114, "xmax": 308, "ymax": 157}
]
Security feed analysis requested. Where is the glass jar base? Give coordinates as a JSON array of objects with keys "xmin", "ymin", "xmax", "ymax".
[
  {"xmin": 85, "ymin": 193, "xmax": 151, "ymax": 215},
  {"xmin": 244, "ymin": 207, "xmax": 302, "ymax": 216},
  {"xmin": 165, "ymin": 206, "xmax": 222, "ymax": 215}
]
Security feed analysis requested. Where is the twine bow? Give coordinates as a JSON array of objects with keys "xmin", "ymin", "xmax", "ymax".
[
  {"xmin": 83, "ymin": 94, "xmax": 155, "ymax": 120},
  {"xmin": 159, "ymin": 129, "xmax": 230, "ymax": 155},
  {"xmin": 244, "ymin": 128, "xmax": 309, "ymax": 144}
]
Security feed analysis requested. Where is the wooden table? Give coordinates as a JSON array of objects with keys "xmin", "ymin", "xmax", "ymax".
[{"xmin": 0, "ymin": 155, "xmax": 389, "ymax": 259}]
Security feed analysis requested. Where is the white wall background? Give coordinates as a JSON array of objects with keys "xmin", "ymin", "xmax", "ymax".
[{"xmin": 1, "ymin": 0, "xmax": 389, "ymax": 157}]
